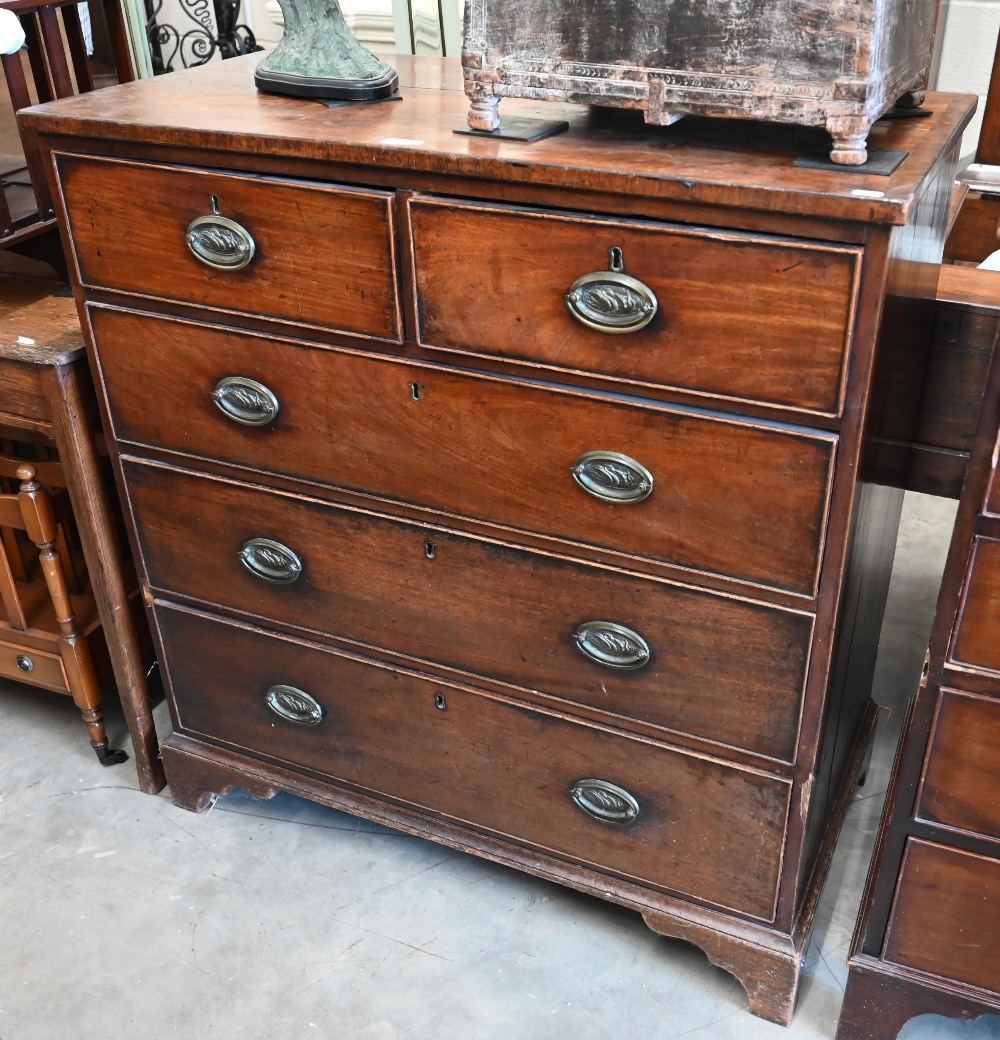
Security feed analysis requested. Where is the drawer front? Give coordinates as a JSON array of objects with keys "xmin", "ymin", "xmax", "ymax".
[
  {"xmin": 125, "ymin": 460, "xmax": 812, "ymax": 761},
  {"xmin": 885, "ymin": 839, "xmax": 1000, "ymax": 993},
  {"xmin": 57, "ymin": 154, "xmax": 401, "ymax": 341},
  {"xmin": 94, "ymin": 308, "xmax": 835, "ymax": 595},
  {"xmin": 950, "ymin": 536, "xmax": 1000, "ymax": 675},
  {"xmin": 0, "ymin": 641, "xmax": 68, "ymax": 692},
  {"xmin": 158, "ymin": 605, "xmax": 789, "ymax": 920},
  {"xmin": 986, "ymin": 430, "xmax": 999, "ymax": 517},
  {"xmin": 0, "ymin": 361, "xmax": 47, "ymax": 423},
  {"xmin": 409, "ymin": 198, "xmax": 859, "ymax": 416},
  {"xmin": 917, "ymin": 688, "xmax": 1000, "ymax": 842}
]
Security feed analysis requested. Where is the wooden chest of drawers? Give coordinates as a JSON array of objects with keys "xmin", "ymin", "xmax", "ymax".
[
  {"xmin": 837, "ymin": 308, "xmax": 1000, "ymax": 1037},
  {"xmin": 20, "ymin": 56, "xmax": 973, "ymax": 1026}
]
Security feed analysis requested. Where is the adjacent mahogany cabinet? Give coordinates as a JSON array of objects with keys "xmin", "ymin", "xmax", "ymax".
[
  {"xmin": 19, "ymin": 56, "xmax": 974, "ymax": 1026},
  {"xmin": 837, "ymin": 301, "xmax": 1000, "ymax": 1037}
]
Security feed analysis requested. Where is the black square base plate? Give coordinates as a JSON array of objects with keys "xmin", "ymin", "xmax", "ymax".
[
  {"xmin": 794, "ymin": 147, "xmax": 908, "ymax": 177},
  {"xmin": 454, "ymin": 118, "xmax": 570, "ymax": 143}
]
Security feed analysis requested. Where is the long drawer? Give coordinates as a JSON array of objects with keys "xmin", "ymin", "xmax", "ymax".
[
  {"xmin": 57, "ymin": 154, "xmax": 401, "ymax": 341},
  {"xmin": 949, "ymin": 536, "xmax": 1000, "ymax": 676},
  {"xmin": 884, "ymin": 839, "xmax": 1000, "ymax": 993},
  {"xmin": 92, "ymin": 307, "xmax": 836, "ymax": 596},
  {"xmin": 156, "ymin": 604, "xmax": 790, "ymax": 921},
  {"xmin": 408, "ymin": 197, "xmax": 859, "ymax": 416},
  {"xmin": 125, "ymin": 459, "xmax": 812, "ymax": 762},
  {"xmin": 916, "ymin": 688, "xmax": 1000, "ymax": 842}
]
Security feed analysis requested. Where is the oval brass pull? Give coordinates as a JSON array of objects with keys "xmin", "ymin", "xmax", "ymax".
[
  {"xmin": 570, "ymin": 779, "xmax": 640, "ymax": 825},
  {"xmin": 571, "ymin": 451, "xmax": 653, "ymax": 504},
  {"xmin": 212, "ymin": 376, "xmax": 279, "ymax": 427},
  {"xmin": 186, "ymin": 197, "xmax": 255, "ymax": 271},
  {"xmin": 573, "ymin": 621, "xmax": 651, "ymax": 670},
  {"xmin": 565, "ymin": 246, "xmax": 658, "ymax": 334},
  {"xmin": 239, "ymin": 537, "xmax": 302, "ymax": 584},
  {"xmin": 266, "ymin": 684, "xmax": 324, "ymax": 726}
]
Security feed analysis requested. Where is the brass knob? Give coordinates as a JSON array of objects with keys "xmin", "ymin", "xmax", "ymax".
[
  {"xmin": 565, "ymin": 246, "xmax": 658, "ymax": 334},
  {"xmin": 186, "ymin": 196, "xmax": 255, "ymax": 271},
  {"xmin": 570, "ymin": 779, "xmax": 640, "ymax": 825},
  {"xmin": 265, "ymin": 685, "xmax": 324, "ymax": 726},
  {"xmin": 571, "ymin": 451, "xmax": 653, "ymax": 504},
  {"xmin": 239, "ymin": 537, "xmax": 302, "ymax": 584},
  {"xmin": 573, "ymin": 621, "xmax": 651, "ymax": 670},
  {"xmin": 212, "ymin": 376, "xmax": 279, "ymax": 427}
]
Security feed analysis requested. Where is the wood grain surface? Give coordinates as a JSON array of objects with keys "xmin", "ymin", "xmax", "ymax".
[{"xmin": 950, "ymin": 536, "xmax": 1000, "ymax": 675}]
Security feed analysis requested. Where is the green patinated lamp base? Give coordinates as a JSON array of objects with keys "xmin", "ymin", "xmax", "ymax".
[{"xmin": 255, "ymin": 65, "xmax": 399, "ymax": 101}]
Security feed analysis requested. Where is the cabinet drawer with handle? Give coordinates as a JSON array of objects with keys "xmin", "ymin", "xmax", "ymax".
[
  {"xmin": 125, "ymin": 459, "xmax": 813, "ymax": 762},
  {"xmin": 56, "ymin": 153, "xmax": 401, "ymax": 341},
  {"xmin": 408, "ymin": 197, "xmax": 860, "ymax": 417},
  {"xmin": 158, "ymin": 604, "xmax": 789, "ymax": 921},
  {"xmin": 93, "ymin": 307, "xmax": 835, "ymax": 596}
]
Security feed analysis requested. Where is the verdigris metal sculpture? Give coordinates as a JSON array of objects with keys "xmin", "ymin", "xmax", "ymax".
[{"xmin": 255, "ymin": 0, "xmax": 398, "ymax": 101}]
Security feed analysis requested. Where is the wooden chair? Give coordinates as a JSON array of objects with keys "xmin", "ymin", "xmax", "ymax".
[
  {"xmin": 0, "ymin": 462, "xmax": 127, "ymax": 765},
  {"xmin": 1, "ymin": 0, "xmax": 134, "ymax": 267}
]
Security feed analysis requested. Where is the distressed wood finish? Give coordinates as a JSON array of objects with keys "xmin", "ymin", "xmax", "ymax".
[
  {"xmin": 123, "ymin": 457, "xmax": 813, "ymax": 763},
  {"xmin": 23, "ymin": 58, "xmax": 974, "ymax": 1026},
  {"xmin": 89, "ymin": 307, "xmax": 836, "ymax": 597},
  {"xmin": 462, "ymin": 0, "xmax": 938, "ymax": 164},
  {"xmin": 409, "ymin": 197, "xmax": 859, "ymax": 416},
  {"xmin": 838, "ymin": 251, "xmax": 1000, "ymax": 1039}
]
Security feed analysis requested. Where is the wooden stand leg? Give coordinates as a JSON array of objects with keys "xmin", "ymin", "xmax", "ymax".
[
  {"xmin": 467, "ymin": 95, "xmax": 501, "ymax": 131},
  {"xmin": 43, "ymin": 364, "xmax": 165, "ymax": 792}
]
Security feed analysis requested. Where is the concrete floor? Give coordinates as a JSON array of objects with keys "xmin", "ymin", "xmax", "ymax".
[{"xmin": 2, "ymin": 492, "xmax": 999, "ymax": 1040}]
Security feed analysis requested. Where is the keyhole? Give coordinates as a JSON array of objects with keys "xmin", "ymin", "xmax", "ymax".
[
  {"xmin": 210, "ymin": 194, "xmax": 221, "ymax": 215},
  {"xmin": 424, "ymin": 540, "xmax": 436, "ymax": 559},
  {"xmin": 434, "ymin": 693, "xmax": 447, "ymax": 711},
  {"xmin": 608, "ymin": 246, "xmax": 624, "ymax": 272},
  {"xmin": 409, "ymin": 382, "xmax": 421, "ymax": 401}
]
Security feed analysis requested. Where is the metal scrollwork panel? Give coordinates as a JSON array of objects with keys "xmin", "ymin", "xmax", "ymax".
[
  {"xmin": 573, "ymin": 621, "xmax": 651, "ymax": 670},
  {"xmin": 239, "ymin": 537, "xmax": 303, "ymax": 584},
  {"xmin": 212, "ymin": 376, "xmax": 280, "ymax": 426},
  {"xmin": 571, "ymin": 451, "xmax": 654, "ymax": 504},
  {"xmin": 570, "ymin": 779, "xmax": 641, "ymax": 825},
  {"xmin": 265, "ymin": 684, "xmax": 324, "ymax": 726}
]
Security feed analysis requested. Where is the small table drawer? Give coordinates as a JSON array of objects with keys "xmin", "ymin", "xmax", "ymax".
[
  {"xmin": 950, "ymin": 536, "xmax": 1000, "ymax": 676},
  {"xmin": 0, "ymin": 360, "xmax": 47, "ymax": 422},
  {"xmin": 0, "ymin": 641, "xmax": 68, "ymax": 693},
  {"xmin": 885, "ymin": 839, "xmax": 1000, "ymax": 993},
  {"xmin": 93, "ymin": 308, "xmax": 836, "ymax": 596},
  {"xmin": 917, "ymin": 688, "xmax": 1000, "ymax": 842},
  {"xmin": 57, "ymin": 154, "xmax": 401, "ymax": 341},
  {"xmin": 408, "ymin": 197, "xmax": 860, "ymax": 416},
  {"xmin": 125, "ymin": 460, "xmax": 813, "ymax": 762},
  {"xmin": 158, "ymin": 604, "xmax": 790, "ymax": 921}
]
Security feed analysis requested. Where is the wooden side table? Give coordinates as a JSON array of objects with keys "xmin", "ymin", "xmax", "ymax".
[{"xmin": 0, "ymin": 277, "xmax": 164, "ymax": 793}]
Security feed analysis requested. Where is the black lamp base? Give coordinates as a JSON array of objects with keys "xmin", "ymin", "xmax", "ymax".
[{"xmin": 255, "ymin": 65, "xmax": 399, "ymax": 101}]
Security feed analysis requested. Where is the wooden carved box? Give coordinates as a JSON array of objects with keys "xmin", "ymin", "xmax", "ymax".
[{"xmin": 462, "ymin": 0, "xmax": 938, "ymax": 164}]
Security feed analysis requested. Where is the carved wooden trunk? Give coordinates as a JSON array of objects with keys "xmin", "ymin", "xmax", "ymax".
[{"xmin": 462, "ymin": 0, "xmax": 938, "ymax": 164}]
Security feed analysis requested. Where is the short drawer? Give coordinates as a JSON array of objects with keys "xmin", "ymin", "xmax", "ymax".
[
  {"xmin": 917, "ymin": 688, "xmax": 1000, "ymax": 842},
  {"xmin": 93, "ymin": 308, "xmax": 836, "ymax": 596},
  {"xmin": 950, "ymin": 536, "xmax": 1000, "ymax": 675},
  {"xmin": 56, "ymin": 154, "xmax": 401, "ymax": 341},
  {"xmin": 408, "ymin": 197, "xmax": 859, "ymax": 416},
  {"xmin": 157, "ymin": 605, "xmax": 790, "ymax": 921},
  {"xmin": 884, "ymin": 839, "xmax": 1000, "ymax": 992},
  {"xmin": 0, "ymin": 641, "xmax": 68, "ymax": 692},
  {"xmin": 0, "ymin": 360, "xmax": 47, "ymax": 422},
  {"xmin": 125, "ymin": 460, "xmax": 812, "ymax": 762}
]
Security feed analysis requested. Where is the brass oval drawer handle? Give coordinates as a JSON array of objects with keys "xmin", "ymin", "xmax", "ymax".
[
  {"xmin": 239, "ymin": 537, "xmax": 303, "ymax": 584},
  {"xmin": 570, "ymin": 779, "xmax": 640, "ymax": 825},
  {"xmin": 212, "ymin": 376, "xmax": 279, "ymax": 427},
  {"xmin": 266, "ymin": 684, "xmax": 324, "ymax": 726},
  {"xmin": 565, "ymin": 246, "xmax": 657, "ymax": 334},
  {"xmin": 186, "ymin": 196, "xmax": 255, "ymax": 271},
  {"xmin": 573, "ymin": 621, "xmax": 651, "ymax": 670},
  {"xmin": 571, "ymin": 450, "xmax": 653, "ymax": 504}
]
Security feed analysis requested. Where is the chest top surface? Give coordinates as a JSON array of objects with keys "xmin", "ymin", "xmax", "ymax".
[{"xmin": 19, "ymin": 54, "xmax": 974, "ymax": 226}]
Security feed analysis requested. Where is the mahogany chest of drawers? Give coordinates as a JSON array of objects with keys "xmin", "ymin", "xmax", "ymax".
[
  {"xmin": 837, "ymin": 302, "xmax": 1000, "ymax": 1037},
  {"xmin": 20, "ymin": 56, "xmax": 973, "ymax": 1026}
]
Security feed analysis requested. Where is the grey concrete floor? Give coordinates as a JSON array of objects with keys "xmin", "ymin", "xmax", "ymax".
[{"xmin": 2, "ymin": 493, "xmax": 999, "ymax": 1040}]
